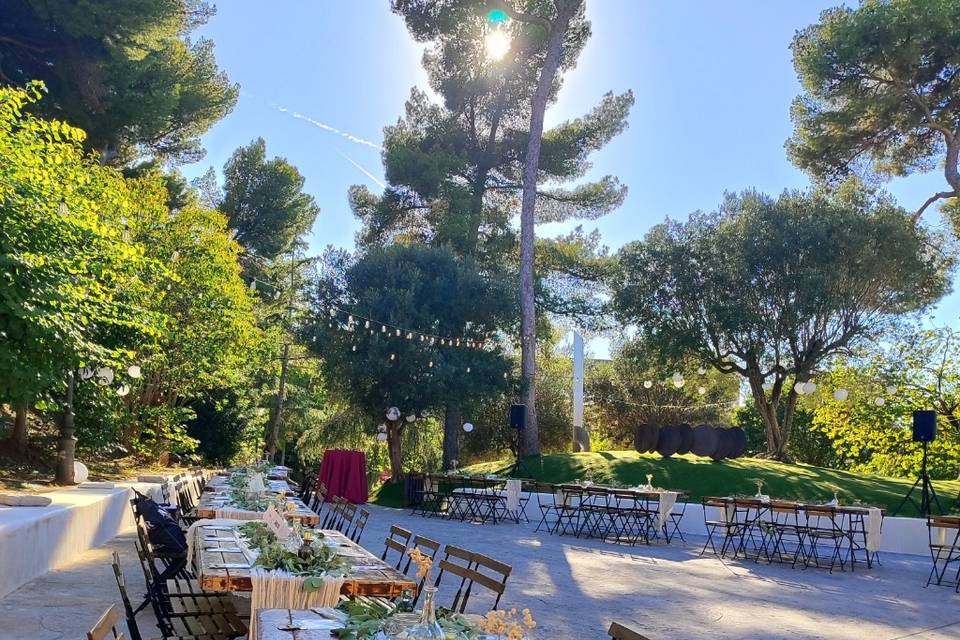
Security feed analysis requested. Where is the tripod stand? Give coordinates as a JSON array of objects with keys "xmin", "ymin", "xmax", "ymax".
[
  {"xmin": 893, "ymin": 440, "xmax": 943, "ymax": 517},
  {"xmin": 506, "ymin": 428, "xmax": 534, "ymax": 478}
]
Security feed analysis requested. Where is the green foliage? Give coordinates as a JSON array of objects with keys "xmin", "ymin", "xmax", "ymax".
[
  {"xmin": 0, "ymin": 83, "xmax": 166, "ymax": 409},
  {"xmin": 0, "ymin": 0, "xmax": 238, "ymax": 164},
  {"xmin": 587, "ymin": 339, "xmax": 740, "ymax": 445},
  {"xmin": 219, "ymin": 138, "xmax": 321, "ymax": 260},
  {"xmin": 733, "ymin": 400, "xmax": 837, "ymax": 467},
  {"xmin": 788, "ymin": 0, "xmax": 960, "ymax": 215},
  {"xmin": 186, "ymin": 387, "xmax": 265, "ymax": 464},
  {"xmin": 612, "ymin": 186, "xmax": 952, "ymax": 456},
  {"xmin": 308, "ymin": 244, "xmax": 514, "ymax": 419},
  {"xmin": 812, "ymin": 329, "xmax": 960, "ymax": 479}
]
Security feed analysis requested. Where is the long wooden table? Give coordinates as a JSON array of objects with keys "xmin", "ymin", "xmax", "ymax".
[
  {"xmin": 196, "ymin": 525, "xmax": 415, "ymax": 597},
  {"xmin": 195, "ymin": 490, "xmax": 318, "ymax": 525},
  {"xmin": 255, "ymin": 608, "xmax": 489, "ymax": 640},
  {"xmin": 204, "ymin": 474, "xmax": 290, "ymax": 494}
]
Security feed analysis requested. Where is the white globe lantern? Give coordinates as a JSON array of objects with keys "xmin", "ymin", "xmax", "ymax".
[
  {"xmin": 377, "ymin": 424, "xmax": 387, "ymax": 433},
  {"xmin": 833, "ymin": 388, "xmax": 849, "ymax": 402},
  {"xmin": 874, "ymin": 397, "xmax": 886, "ymax": 407},
  {"xmin": 803, "ymin": 382, "xmax": 817, "ymax": 395},
  {"xmin": 794, "ymin": 382, "xmax": 806, "ymax": 395},
  {"xmin": 79, "ymin": 367, "xmax": 94, "ymax": 380},
  {"xmin": 97, "ymin": 367, "xmax": 114, "ymax": 384},
  {"xmin": 463, "ymin": 422, "xmax": 474, "ymax": 433},
  {"xmin": 697, "ymin": 386, "xmax": 707, "ymax": 395},
  {"xmin": 386, "ymin": 407, "xmax": 400, "ymax": 421},
  {"xmin": 375, "ymin": 432, "xmax": 388, "ymax": 442},
  {"xmin": 697, "ymin": 367, "xmax": 707, "ymax": 375},
  {"xmin": 117, "ymin": 384, "xmax": 130, "ymax": 397},
  {"xmin": 127, "ymin": 365, "xmax": 142, "ymax": 379},
  {"xmin": 885, "ymin": 385, "xmax": 897, "ymax": 395},
  {"xmin": 643, "ymin": 380, "xmax": 653, "ymax": 389},
  {"xmin": 406, "ymin": 414, "xmax": 416, "ymax": 423}
]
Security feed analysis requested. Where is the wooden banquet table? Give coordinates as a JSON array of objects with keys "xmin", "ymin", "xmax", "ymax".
[
  {"xmin": 196, "ymin": 526, "xmax": 415, "ymax": 597},
  {"xmin": 195, "ymin": 490, "xmax": 318, "ymax": 525},
  {"xmin": 204, "ymin": 474, "xmax": 291, "ymax": 494},
  {"xmin": 255, "ymin": 608, "xmax": 490, "ymax": 640}
]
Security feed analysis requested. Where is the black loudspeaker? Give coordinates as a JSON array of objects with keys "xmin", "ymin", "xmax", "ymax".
[
  {"xmin": 509, "ymin": 404, "xmax": 527, "ymax": 430},
  {"xmin": 913, "ymin": 410, "xmax": 936, "ymax": 443}
]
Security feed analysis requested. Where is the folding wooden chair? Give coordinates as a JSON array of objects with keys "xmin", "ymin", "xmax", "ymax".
[
  {"xmin": 434, "ymin": 546, "xmax": 510, "ymax": 614},
  {"xmin": 349, "ymin": 508, "xmax": 370, "ymax": 543},
  {"xmin": 927, "ymin": 516, "xmax": 960, "ymax": 591},
  {"xmin": 402, "ymin": 535, "xmax": 441, "ymax": 606},
  {"xmin": 381, "ymin": 525, "xmax": 413, "ymax": 569},
  {"xmin": 700, "ymin": 497, "xmax": 737, "ymax": 557},
  {"xmin": 608, "ymin": 621, "xmax": 651, "ymax": 640},
  {"xmin": 87, "ymin": 604, "xmax": 126, "ymax": 640},
  {"xmin": 322, "ymin": 496, "xmax": 346, "ymax": 529},
  {"xmin": 802, "ymin": 506, "xmax": 847, "ymax": 573},
  {"xmin": 533, "ymin": 481, "xmax": 560, "ymax": 533}
]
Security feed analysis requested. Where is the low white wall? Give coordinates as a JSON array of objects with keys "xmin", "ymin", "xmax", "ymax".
[{"xmin": 0, "ymin": 480, "xmax": 167, "ymax": 599}]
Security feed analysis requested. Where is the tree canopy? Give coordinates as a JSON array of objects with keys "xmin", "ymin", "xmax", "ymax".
[
  {"xmin": 788, "ymin": 0, "xmax": 960, "ymax": 219},
  {"xmin": 219, "ymin": 138, "xmax": 321, "ymax": 260},
  {"xmin": 0, "ymin": 0, "xmax": 238, "ymax": 164},
  {"xmin": 612, "ymin": 187, "xmax": 953, "ymax": 459}
]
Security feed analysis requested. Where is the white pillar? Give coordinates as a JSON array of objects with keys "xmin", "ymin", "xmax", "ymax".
[{"xmin": 572, "ymin": 331, "xmax": 588, "ymax": 451}]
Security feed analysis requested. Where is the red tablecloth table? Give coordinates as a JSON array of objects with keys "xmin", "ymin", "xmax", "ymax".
[{"xmin": 318, "ymin": 449, "xmax": 368, "ymax": 504}]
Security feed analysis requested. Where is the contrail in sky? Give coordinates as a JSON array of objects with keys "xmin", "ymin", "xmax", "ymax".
[
  {"xmin": 337, "ymin": 150, "xmax": 386, "ymax": 189},
  {"xmin": 277, "ymin": 106, "xmax": 383, "ymax": 151}
]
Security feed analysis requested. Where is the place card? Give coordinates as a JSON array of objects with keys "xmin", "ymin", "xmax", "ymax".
[
  {"xmin": 264, "ymin": 503, "xmax": 293, "ymax": 541},
  {"xmin": 209, "ymin": 563, "xmax": 251, "ymax": 569},
  {"xmin": 205, "ymin": 547, "xmax": 244, "ymax": 552}
]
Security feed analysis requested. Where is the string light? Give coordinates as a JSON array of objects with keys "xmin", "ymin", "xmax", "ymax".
[{"xmin": 325, "ymin": 305, "xmax": 488, "ymax": 351}]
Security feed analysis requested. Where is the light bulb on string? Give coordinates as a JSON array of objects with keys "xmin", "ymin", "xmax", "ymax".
[
  {"xmin": 466, "ymin": 367, "xmax": 471, "ymax": 373},
  {"xmin": 389, "ymin": 353, "xmax": 396, "ymax": 361},
  {"xmin": 351, "ymin": 345, "xmax": 357, "ymax": 352},
  {"xmin": 406, "ymin": 332, "xmax": 412, "ymax": 340},
  {"xmin": 364, "ymin": 320, "xmax": 370, "ymax": 329},
  {"xmin": 395, "ymin": 328, "xmax": 401, "ymax": 336},
  {"xmin": 381, "ymin": 326, "xmax": 386, "ymax": 333},
  {"xmin": 428, "ymin": 361, "xmax": 434, "ymax": 368}
]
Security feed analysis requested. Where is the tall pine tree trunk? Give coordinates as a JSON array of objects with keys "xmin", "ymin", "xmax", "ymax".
[
  {"xmin": 267, "ymin": 342, "xmax": 290, "ymax": 460},
  {"xmin": 518, "ymin": 0, "xmax": 583, "ymax": 456},
  {"xmin": 12, "ymin": 404, "xmax": 28, "ymax": 456},
  {"xmin": 442, "ymin": 404, "xmax": 461, "ymax": 470}
]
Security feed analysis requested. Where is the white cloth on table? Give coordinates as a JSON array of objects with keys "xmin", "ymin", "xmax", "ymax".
[
  {"xmin": 248, "ymin": 568, "xmax": 345, "ymax": 638},
  {"xmin": 505, "ymin": 479, "xmax": 521, "ymax": 513},
  {"xmin": 423, "ymin": 476, "xmax": 435, "ymax": 493},
  {"xmin": 137, "ymin": 474, "xmax": 169, "ymax": 484},
  {"xmin": 78, "ymin": 481, "xmax": 115, "ymax": 489},
  {"xmin": 0, "ymin": 494, "xmax": 52, "ymax": 507},
  {"xmin": 655, "ymin": 491, "xmax": 678, "ymax": 531},
  {"xmin": 215, "ymin": 506, "xmax": 265, "ymax": 521},
  {"xmin": 866, "ymin": 507, "xmax": 883, "ymax": 552}
]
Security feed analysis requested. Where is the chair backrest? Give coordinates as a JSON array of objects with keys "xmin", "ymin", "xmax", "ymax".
[
  {"xmin": 338, "ymin": 502, "xmax": 358, "ymax": 532},
  {"xmin": 350, "ymin": 508, "xmax": 370, "ymax": 543},
  {"xmin": 608, "ymin": 621, "xmax": 651, "ymax": 640},
  {"xmin": 87, "ymin": 604, "xmax": 125, "ymax": 640},
  {"xmin": 381, "ymin": 525, "xmax": 413, "ymax": 568},
  {"xmin": 468, "ymin": 552, "xmax": 511, "ymax": 611},
  {"xmin": 403, "ymin": 535, "xmax": 441, "ymax": 575},
  {"xmin": 111, "ymin": 551, "xmax": 143, "ymax": 640}
]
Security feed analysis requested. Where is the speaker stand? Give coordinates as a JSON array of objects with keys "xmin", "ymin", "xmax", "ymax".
[
  {"xmin": 893, "ymin": 441, "xmax": 943, "ymax": 517},
  {"xmin": 506, "ymin": 429, "xmax": 534, "ymax": 479}
]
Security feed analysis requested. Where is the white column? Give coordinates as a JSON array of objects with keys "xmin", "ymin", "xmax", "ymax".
[{"xmin": 573, "ymin": 331, "xmax": 587, "ymax": 451}]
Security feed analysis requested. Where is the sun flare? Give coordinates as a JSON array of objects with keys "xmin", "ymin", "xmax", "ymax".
[{"xmin": 484, "ymin": 30, "xmax": 511, "ymax": 61}]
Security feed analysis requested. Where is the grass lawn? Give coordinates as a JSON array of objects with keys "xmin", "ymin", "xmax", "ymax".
[{"xmin": 372, "ymin": 451, "xmax": 960, "ymax": 517}]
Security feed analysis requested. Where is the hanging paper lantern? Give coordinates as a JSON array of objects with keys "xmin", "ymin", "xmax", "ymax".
[
  {"xmin": 697, "ymin": 386, "xmax": 706, "ymax": 395},
  {"xmin": 406, "ymin": 414, "xmax": 416, "ymax": 423},
  {"xmin": 79, "ymin": 367, "xmax": 94, "ymax": 380},
  {"xmin": 672, "ymin": 376, "xmax": 685, "ymax": 389},
  {"xmin": 833, "ymin": 388, "xmax": 849, "ymax": 401},
  {"xmin": 874, "ymin": 397, "xmax": 886, "ymax": 406},
  {"xmin": 117, "ymin": 384, "xmax": 130, "ymax": 397},
  {"xmin": 803, "ymin": 382, "xmax": 817, "ymax": 395},
  {"xmin": 97, "ymin": 367, "xmax": 115, "ymax": 384},
  {"xmin": 386, "ymin": 407, "xmax": 400, "ymax": 421},
  {"xmin": 885, "ymin": 385, "xmax": 897, "ymax": 395},
  {"xmin": 376, "ymin": 432, "xmax": 388, "ymax": 442},
  {"xmin": 377, "ymin": 424, "xmax": 387, "ymax": 433},
  {"xmin": 127, "ymin": 365, "xmax": 142, "ymax": 379},
  {"xmin": 794, "ymin": 382, "xmax": 806, "ymax": 395},
  {"xmin": 697, "ymin": 367, "xmax": 707, "ymax": 375},
  {"xmin": 463, "ymin": 422, "xmax": 474, "ymax": 433},
  {"xmin": 643, "ymin": 380, "xmax": 653, "ymax": 389}
]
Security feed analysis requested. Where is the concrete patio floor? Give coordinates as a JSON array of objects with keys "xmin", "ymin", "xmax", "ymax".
[{"xmin": 1, "ymin": 503, "xmax": 957, "ymax": 640}]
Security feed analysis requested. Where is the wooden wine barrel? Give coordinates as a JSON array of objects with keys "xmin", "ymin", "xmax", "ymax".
[
  {"xmin": 726, "ymin": 427, "xmax": 747, "ymax": 459},
  {"xmin": 656, "ymin": 425, "xmax": 683, "ymax": 457},
  {"xmin": 675, "ymin": 423, "xmax": 694, "ymax": 455},
  {"xmin": 690, "ymin": 425, "xmax": 719, "ymax": 457}
]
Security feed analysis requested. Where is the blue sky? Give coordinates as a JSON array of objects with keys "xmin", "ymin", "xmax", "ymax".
[{"xmin": 182, "ymin": 1, "xmax": 958, "ymax": 354}]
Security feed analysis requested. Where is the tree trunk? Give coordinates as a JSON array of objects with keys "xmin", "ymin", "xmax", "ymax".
[
  {"xmin": 12, "ymin": 404, "xmax": 28, "ymax": 456},
  {"xmin": 518, "ymin": 0, "xmax": 583, "ymax": 457},
  {"xmin": 387, "ymin": 419, "xmax": 404, "ymax": 483},
  {"xmin": 442, "ymin": 404, "xmax": 461, "ymax": 470},
  {"xmin": 55, "ymin": 371, "xmax": 77, "ymax": 484},
  {"xmin": 267, "ymin": 342, "xmax": 290, "ymax": 460},
  {"xmin": 746, "ymin": 372, "xmax": 792, "ymax": 461}
]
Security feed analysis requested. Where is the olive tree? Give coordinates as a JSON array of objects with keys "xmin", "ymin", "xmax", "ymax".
[{"xmin": 611, "ymin": 188, "xmax": 951, "ymax": 460}]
